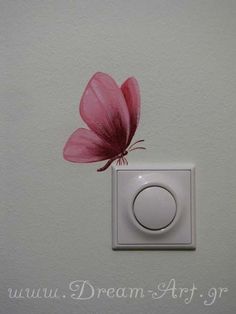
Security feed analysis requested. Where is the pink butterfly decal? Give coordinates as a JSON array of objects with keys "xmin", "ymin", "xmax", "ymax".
[{"xmin": 63, "ymin": 72, "xmax": 145, "ymax": 172}]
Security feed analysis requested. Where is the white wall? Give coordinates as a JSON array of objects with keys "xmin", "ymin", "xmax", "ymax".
[{"xmin": 1, "ymin": 1, "xmax": 236, "ymax": 313}]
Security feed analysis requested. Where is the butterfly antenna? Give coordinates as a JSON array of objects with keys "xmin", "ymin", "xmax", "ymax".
[
  {"xmin": 129, "ymin": 146, "xmax": 146, "ymax": 152},
  {"xmin": 128, "ymin": 139, "xmax": 145, "ymax": 150}
]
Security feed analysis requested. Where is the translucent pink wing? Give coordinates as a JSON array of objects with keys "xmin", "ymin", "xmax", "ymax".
[
  {"xmin": 79, "ymin": 72, "xmax": 130, "ymax": 154},
  {"xmin": 121, "ymin": 77, "xmax": 140, "ymax": 146},
  {"xmin": 63, "ymin": 128, "xmax": 115, "ymax": 163}
]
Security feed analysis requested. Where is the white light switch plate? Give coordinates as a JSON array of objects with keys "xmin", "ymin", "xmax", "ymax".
[{"xmin": 112, "ymin": 164, "xmax": 196, "ymax": 250}]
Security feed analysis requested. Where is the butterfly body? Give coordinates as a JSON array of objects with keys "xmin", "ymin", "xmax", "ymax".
[{"xmin": 63, "ymin": 72, "xmax": 145, "ymax": 172}]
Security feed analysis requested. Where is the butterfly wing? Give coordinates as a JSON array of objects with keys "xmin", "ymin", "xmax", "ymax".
[
  {"xmin": 121, "ymin": 77, "xmax": 141, "ymax": 146},
  {"xmin": 63, "ymin": 128, "xmax": 115, "ymax": 163},
  {"xmin": 63, "ymin": 73, "xmax": 141, "ymax": 167},
  {"xmin": 79, "ymin": 72, "xmax": 130, "ymax": 155}
]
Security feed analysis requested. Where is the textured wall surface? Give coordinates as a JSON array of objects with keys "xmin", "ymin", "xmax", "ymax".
[{"xmin": 1, "ymin": 1, "xmax": 236, "ymax": 313}]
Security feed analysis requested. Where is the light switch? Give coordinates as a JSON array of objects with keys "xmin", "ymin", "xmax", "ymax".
[
  {"xmin": 112, "ymin": 164, "xmax": 195, "ymax": 250},
  {"xmin": 133, "ymin": 186, "xmax": 176, "ymax": 230}
]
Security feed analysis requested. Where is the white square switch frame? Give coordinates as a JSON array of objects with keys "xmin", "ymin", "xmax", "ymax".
[{"xmin": 112, "ymin": 164, "xmax": 196, "ymax": 250}]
